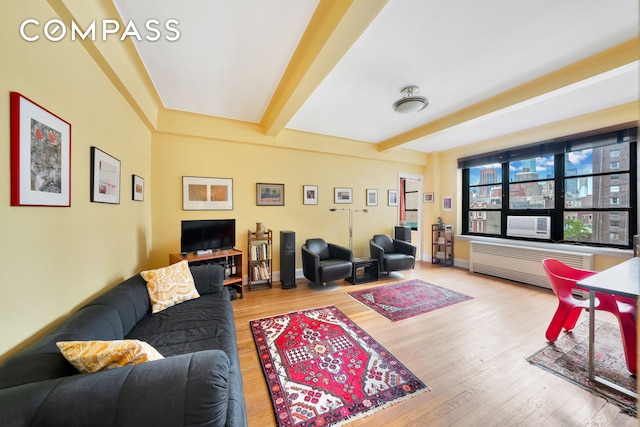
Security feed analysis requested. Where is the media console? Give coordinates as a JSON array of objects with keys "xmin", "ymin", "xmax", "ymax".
[{"xmin": 169, "ymin": 249, "xmax": 244, "ymax": 298}]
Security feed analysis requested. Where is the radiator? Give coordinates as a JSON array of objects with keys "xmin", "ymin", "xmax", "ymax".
[{"xmin": 469, "ymin": 241, "xmax": 594, "ymax": 289}]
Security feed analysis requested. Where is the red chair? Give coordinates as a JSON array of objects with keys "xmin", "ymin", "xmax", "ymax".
[{"xmin": 542, "ymin": 258, "xmax": 636, "ymax": 374}]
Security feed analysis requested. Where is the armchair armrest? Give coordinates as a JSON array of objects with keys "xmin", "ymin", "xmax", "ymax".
[
  {"xmin": 0, "ymin": 351, "xmax": 231, "ymax": 427},
  {"xmin": 302, "ymin": 245, "xmax": 320, "ymax": 283},
  {"xmin": 394, "ymin": 239, "xmax": 417, "ymax": 257},
  {"xmin": 328, "ymin": 243, "xmax": 353, "ymax": 261},
  {"xmin": 369, "ymin": 240, "xmax": 384, "ymax": 263}
]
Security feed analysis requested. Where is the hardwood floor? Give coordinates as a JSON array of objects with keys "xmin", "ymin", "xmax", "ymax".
[{"xmin": 231, "ymin": 262, "xmax": 638, "ymax": 426}]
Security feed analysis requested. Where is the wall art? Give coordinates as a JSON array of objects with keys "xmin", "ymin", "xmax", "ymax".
[
  {"xmin": 257, "ymin": 183, "xmax": 284, "ymax": 206},
  {"xmin": 90, "ymin": 147, "xmax": 121, "ymax": 204},
  {"xmin": 303, "ymin": 185, "xmax": 318, "ymax": 205},
  {"xmin": 10, "ymin": 92, "xmax": 71, "ymax": 206},
  {"xmin": 132, "ymin": 175, "xmax": 144, "ymax": 201},
  {"xmin": 182, "ymin": 176, "xmax": 233, "ymax": 210},
  {"xmin": 334, "ymin": 187, "xmax": 352, "ymax": 204}
]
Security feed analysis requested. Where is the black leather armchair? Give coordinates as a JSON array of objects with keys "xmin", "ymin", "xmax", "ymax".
[
  {"xmin": 301, "ymin": 238, "xmax": 353, "ymax": 285},
  {"xmin": 370, "ymin": 234, "xmax": 416, "ymax": 274}
]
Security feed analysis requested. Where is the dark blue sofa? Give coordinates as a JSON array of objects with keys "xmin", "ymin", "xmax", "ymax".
[{"xmin": 0, "ymin": 264, "xmax": 247, "ymax": 427}]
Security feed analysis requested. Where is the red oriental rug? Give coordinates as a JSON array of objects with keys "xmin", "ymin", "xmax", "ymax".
[
  {"xmin": 347, "ymin": 280, "xmax": 473, "ymax": 322},
  {"xmin": 250, "ymin": 305, "xmax": 428, "ymax": 426}
]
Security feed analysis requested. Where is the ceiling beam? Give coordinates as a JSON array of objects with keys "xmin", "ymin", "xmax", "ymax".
[
  {"xmin": 261, "ymin": 0, "xmax": 388, "ymax": 137},
  {"xmin": 378, "ymin": 37, "xmax": 640, "ymax": 152}
]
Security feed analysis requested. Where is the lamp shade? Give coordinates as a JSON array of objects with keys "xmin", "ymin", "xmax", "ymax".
[
  {"xmin": 393, "ymin": 97, "xmax": 428, "ymax": 113},
  {"xmin": 392, "ymin": 85, "xmax": 429, "ymax": 113}
]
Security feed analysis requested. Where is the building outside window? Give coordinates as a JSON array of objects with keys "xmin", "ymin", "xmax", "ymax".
[{"xmin": 460, "ymin": 127, "xmax": 637, "ymax": 249}]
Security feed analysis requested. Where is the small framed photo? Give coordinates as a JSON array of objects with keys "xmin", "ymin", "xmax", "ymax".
[
  {"xmin": 182, "ymin": 176, "xmax": 233, "ymax": 210},
  {"xmin": 303, "ymin": 185, "xmax": 318, "ymax": 205},
  {"xmin": 334, "ymin": 187, "xmax": 352, "ymax": 204},
  {"xmin": 366, "ymin": 189, "xmax": 378, "ymax": 206},
  {"xmin": 388, "ymin": 190, "xmax": 398, "ymax": 206},
  {"xmin": 90, "ymin": 147, "xmax": 121, "ymax": 204},
  {"xmin": 132, "ymin": 175, "xmax": 144, "ymax": 201},
  {"xmin": 443, "ymin": 195, "xmax": 453, "ymax": 211},
  {"xmin": 424, "ymin": 192, "xmax": 434, "ymax": 203},
  {"xmin": 257, "ymin": 183, "xmax": 284, "ymax": 206},
  {"xmin": 10, "ymin": 92, "xmax": 71, "ymax": 207}
]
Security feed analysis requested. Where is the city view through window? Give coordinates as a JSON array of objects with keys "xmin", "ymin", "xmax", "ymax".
[{"xmin": 466, "ymin": 139, "xmax": 633, "ymax": 246}]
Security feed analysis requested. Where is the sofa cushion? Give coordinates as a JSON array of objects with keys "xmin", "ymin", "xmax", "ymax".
[
  {"xmin": 126, "ymin": 288, "xmax": 236, "ymax": 357},
  {"xmin": 85, "ymin": 274, "xmax": 151, "ymax": 336},
  {"xmin": 57, "ymin": 340, "xmax": 164, "ymax": 373},
  {"xmin": 190, "ymin": 263, "xmax": 225, "ymax": 295},
  {"xmin": 140, "ymin": 261, "xmax": 200, "ymax": 313},
  {"xmin": 0, "ymin": 305, "xmax": 124, "ymax": 388}
]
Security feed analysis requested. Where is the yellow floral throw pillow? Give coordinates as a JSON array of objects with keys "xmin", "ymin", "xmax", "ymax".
[
  {"xmin": 57, "ymin": 340, "xmax": 164, "ymax": 373},
  {"xmin": 140, "ymin": 260, "xmax": 200, "ymax": 313}
]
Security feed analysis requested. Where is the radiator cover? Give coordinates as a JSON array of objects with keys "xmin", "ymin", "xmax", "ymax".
[{"xmin": 469, "ymin": 241, "xmax": 594, "ymax": 289}]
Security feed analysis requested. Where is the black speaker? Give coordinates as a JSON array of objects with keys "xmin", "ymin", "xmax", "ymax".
[
  {"xmin": 394, "ymin": 226, "xmax": 411, "ymax": 242},
  {"xmin": 280, "ymin": 231, "xmax": 297, "ymax": 289}
]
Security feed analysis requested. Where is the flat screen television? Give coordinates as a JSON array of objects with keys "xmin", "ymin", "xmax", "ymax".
[{"xmin": 181, "ymin": 219, "xmax": 236, "ymax": 253}]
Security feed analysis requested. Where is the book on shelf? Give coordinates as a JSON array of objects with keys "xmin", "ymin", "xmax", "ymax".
[{"xmin": 251, "ymin": 243, "xmax": 270, "ymax": 261}]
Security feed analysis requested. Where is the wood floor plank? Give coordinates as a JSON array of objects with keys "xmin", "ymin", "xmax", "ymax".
[{"xmin": 231, "ymin": 262, "xmax": 638, "ymax": 426}]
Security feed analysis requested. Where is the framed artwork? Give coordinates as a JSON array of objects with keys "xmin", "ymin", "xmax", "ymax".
[
  {"xmin": 424, "ymin": 192, "xmax": 434, "ymax": 203},
  {"xmin": 10, "ymin": 92, "xmax": 71, "ymax": 206},
  {"xmin": 334, "ymin": 187, "xmax": 352, "ymax": 204},
  {"xmin": 257, "ymin": 183, "xmax": 284, "ymax": 206},
  {"xmin": 132, "ymin": 175, "xmax": 144, "ymax": 201},
  {"xmin": 303, "ymin": 185, "xmax": 318, "ymax": 205},
  {"xmin": 90, "ymin": 147, "xmax": 121, "ymax": 204},
  {"xmin": 366, "ymin": 188, "xmax": 378, "ymax": 206},
  {"xmin": 443, "ymin": 195, "xmax": 453, "ymax": 211},
  {"xmin": 182, "ymin": 176, "xmax": 233, "ymax": 210},
  {"xmin": 388, "ymin": 190, "xmax": 398, "ymax": 206}
]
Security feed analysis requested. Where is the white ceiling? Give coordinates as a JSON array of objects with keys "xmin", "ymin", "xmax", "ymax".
[{"xmin": 112, "ymin": 0, "xmax": 639, "ymax": 153}]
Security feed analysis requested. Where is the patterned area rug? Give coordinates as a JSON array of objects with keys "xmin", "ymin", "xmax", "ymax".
[
  {"xmin": 250, "ymin": 305, "xmax": 428, "ymax": 426},
  {"xmin": 527, "ymin": 320, "xmax": 637, "ymax": 416},
  {"xmin": 347, "ymin": 280, "xmax": 473, "ymax": 321}
]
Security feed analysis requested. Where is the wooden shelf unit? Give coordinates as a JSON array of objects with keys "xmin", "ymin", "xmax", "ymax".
[
  {"xmin": 247, "ymin": 229, "xmax": 273, "ymax": 290},
  {"xmin": 431, "ymin": 224, "xmax": 454, "ymax": 266},
  {"xmin": 169, "ymin": 249, "xmax": 244, "ymax": 298}
]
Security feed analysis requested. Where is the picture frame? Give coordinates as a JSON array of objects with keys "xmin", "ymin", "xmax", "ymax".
[
  {"xmin": 132, "ymin": 175, "xmax": 144, "ymax": 201},
  {"xmin": 90, "ymin": 147, "xmax": 121, "ymax": 204},
  {"xmin": 303, "ymin": 185, "xmax": 318, "ymax": 205},
  {"xmin": 182, "ymin": 176, "xmax": 233, "ymax": 210},
  {"xmin": 388, "ymin": 190, "xmax": 398, "ymax": 206},
  {"xmin": 424, "ymin": 192, "xmax": 434, "ymax": 203},
  {"xmin": 10, "ymin": 92, "xmax": 71, "ymax": 207},
  {"xmin": 257, "ymin": 183, "xmax": 284, "ymax": 206},
  {"xmin": 443, "ymin": 195, "xmax": 453, "ymax": 211},
  {"xmin": 366, "ymin": 188, "xmax": 378, "ymax": 206},
  {"xmin": 334, "ymin": 187, "xmax": 352, "ymax": 204}
]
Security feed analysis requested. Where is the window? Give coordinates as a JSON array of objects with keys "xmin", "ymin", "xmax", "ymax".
[{"xmin": 460, "ymin": 127, "xmax": 637, "ymax": 248}]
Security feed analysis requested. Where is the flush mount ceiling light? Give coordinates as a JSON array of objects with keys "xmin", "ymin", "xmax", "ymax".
[{"xmin": 392, "ymin": 85, "xmax": 429, "ymax": 113}]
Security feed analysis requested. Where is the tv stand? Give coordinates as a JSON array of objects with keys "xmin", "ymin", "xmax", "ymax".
[{"xmin": 169, "ymin": 249, "xmax": 244, "ymax": 298}]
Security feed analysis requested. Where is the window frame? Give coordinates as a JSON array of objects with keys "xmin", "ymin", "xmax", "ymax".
[{"xmin": 460, "ymin": 126, "xmax": 637, "ymax": 249}]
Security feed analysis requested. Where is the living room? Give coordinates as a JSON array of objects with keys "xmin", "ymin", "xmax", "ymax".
[{"xmin": 1, "ymin": 1, "xmax": 638, "ymax": 425}]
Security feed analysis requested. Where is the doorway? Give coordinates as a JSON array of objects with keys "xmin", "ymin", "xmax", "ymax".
[{"xmin": 399, "ymin": 174, "xmax": 423, "ymax": 260}]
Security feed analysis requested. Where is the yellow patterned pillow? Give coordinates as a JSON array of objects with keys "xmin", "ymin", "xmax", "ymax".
[
  {"xmin": 56, "ymin": 340, "xmax": 164, "ymax": 373},
  {"xmin": 140, "ymin": 260, "xmax": 200, "ymax": 313}
]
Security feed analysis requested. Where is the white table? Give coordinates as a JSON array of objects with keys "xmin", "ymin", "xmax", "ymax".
[{"xmin": 577, "ymin": 257, "xmax": 639, "ymax": 398}]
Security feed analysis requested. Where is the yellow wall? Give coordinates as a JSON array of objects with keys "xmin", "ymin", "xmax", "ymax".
[
  {"xmin": 150, "ymin": 129, "xmax": 425, "ymax": 270},
  {"xmin": 0, "ymin": 1, "xmax": 152, "ymax": 356}
]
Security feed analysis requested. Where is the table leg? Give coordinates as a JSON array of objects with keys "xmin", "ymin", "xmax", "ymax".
[
  {"xmin": 588, "ymin": 290, "xmax": 595, "ymax": 381},
  {"xmin": 588, "ymin": 290, "xmax": 638, "ymax": 399}
]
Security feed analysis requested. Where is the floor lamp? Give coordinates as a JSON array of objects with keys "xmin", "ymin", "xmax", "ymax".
[{"xmin": 329, "ymin": 208, "xmax": 369, "ymax": 250}]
